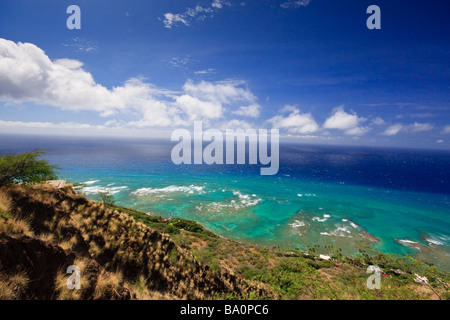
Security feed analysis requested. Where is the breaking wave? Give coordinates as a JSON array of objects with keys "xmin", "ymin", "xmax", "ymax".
[{"xmin": 133, "ymin": 185, "xmax": 206, "ymax": 196}]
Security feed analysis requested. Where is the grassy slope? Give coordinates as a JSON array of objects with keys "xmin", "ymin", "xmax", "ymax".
[
  {"xmin": 113, "ymin": 200, "xmax": 450, "ymax": 300},
  {"xmin": 0, "ymin": 184, "xmax": 449, "ymax": 300},
  {"xmin": 0, "ymin": 185, "xmax": 261, "ymax": 300}
]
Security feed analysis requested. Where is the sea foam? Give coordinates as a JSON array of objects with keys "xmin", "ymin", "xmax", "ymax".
[
  {"xmin": 133, "ymin": 185, "xmax": 206, "ymax": 196},
  {"xmin": 312, "ymin": 214, "xmax": 331, "ymax": 222},
  {"xmin": 83, "ymin": 185, "xmax": 128, "ymax": 195}
]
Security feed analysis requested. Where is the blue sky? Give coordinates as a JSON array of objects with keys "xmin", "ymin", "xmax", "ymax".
[{"xmin": 0, "ymin": 0, "xmax": 449, "ymax": 149}]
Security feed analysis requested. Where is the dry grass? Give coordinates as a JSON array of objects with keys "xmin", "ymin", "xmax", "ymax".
[
  {"xmin": 59, "ymin": 236, "xmax": 78, "ymax": 251},
  {"xmin": 0, "ymin": 272, "xmax": 29, "ymax": 300},
  {"xmin": 93, "ymin": 270, "xmax": 124, "ymax": 299},
  {"xmin": 131, "ymin": 275, "xmax": 153, "ymax": 299},
  {"xmin": 0, "ymin": 190, "xmax": 11, "ymax": 214},
  {"xmin": 88, "ymin": 241, "xmax": 103, "ymax": 257},
  {"xmin": 0, "ymin": 185, "xmax": 256, "ymax": 300},
  {"xmin": 38, "ymin": 232, "xmax": 55, "ymax": 243},
  {"xmin": 54, "ymin": 257, "xmax": 93, "ymax": 300},
  {"xmin": 107, "ymin": 218, "xmax": 120, "ymax": 234},
  {"xmin": 130, "ymin": 274, "xmax": 179, "ymax": 300},
  {"xmin": 0, "ymin": 217, "xmax": 33, "ymax": 237},
  {"xmin": 55, "ymin": 268, "xmax": 82, "ymax": 300},
  {"xmin": 59, "ymin": 200, "xmax": 71, "ymax": 212}
]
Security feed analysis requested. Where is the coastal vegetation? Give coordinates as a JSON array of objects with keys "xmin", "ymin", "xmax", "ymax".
[
  {"xmin": 0, "ymin": 151, "xmax": 58, "ymax": 187},
  {"xmin": 0, "ymin": 183, "xmax": 448, "ymax": 300},
  {"xmin": 0, "ymin": 152, "xmax": 448, "ymax": 300}
]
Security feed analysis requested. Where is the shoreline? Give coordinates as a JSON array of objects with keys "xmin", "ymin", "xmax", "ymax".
[
  {"xmin": 124, "ymin": 200, "xmax": 450, "ymax": 273},
  {"xmin": 75, "ymin": 178, "xmax": 450, "ymax": 273},
  {"xmin": 2, "ymin": 183, "xmax": 449, "ymax": 300}
]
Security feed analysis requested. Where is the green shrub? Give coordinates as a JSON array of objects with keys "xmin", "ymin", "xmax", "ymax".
[
  {"xmin": 306, "ymin": 260, "xmax": 321, "ymax": 269},
  {"xmin": 0, "ymin": 150, "xmax": 58, "ymax": 186},
  {"xmin": 242, "ymin": 266, "xmax": 263, "ymax": 280},
  {"xmin": 96, "ymin": 192, "xmax": 115, "ymax": 206},
  {"xmin": 0, "ymin": 210, "xmax": 12, "ymax": 221},
  {"xmin": 317, "ymin": 260, "xmax": 334, "ymax": 269}
]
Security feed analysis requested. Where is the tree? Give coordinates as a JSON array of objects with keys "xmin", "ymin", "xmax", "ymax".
[
  {"xmin": 96, "ymin": 191, "xmax": 115, "ymax": 206},
  {"xmin": 0, "ymin": 150, "xmax": 58, "ymax": 187}
]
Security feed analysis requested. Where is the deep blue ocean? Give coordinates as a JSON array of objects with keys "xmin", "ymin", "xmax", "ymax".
[{"xmin": 1, "ymin": 134, "xmax": 449, "ymax": 271}]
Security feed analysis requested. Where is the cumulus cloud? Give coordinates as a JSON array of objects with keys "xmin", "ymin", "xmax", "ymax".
[
  {"xmin": 323, "ymin": 106, "xmax": 369, "ymax": 135},
  {"xmin": 178, "ymin": 80, "xmax": 258, "ymax": 121},
  {"xmin": 268, "ymin": 107, "xmax": 319, "ymax": 135},
  {"xmin": 0, "ymin": 38, "xmax": 257, "ymax": 128},
  {"xmin": 280, "ymin": 0, "xmax": 311, "ymax": 9},
  {"xmin": 2, "ymin": 38, "xmax": 441, "ymax": 143},
  {"xmin": 162, "ymin": 0, "xmax": 230, "ymax": 28},
  {"xmin": 175, "ymin": 94, "xmax": 222, "ymax": 121},
  {"xmin": 0, "ymin": 39, "xmax": 159, "ymax": 117},
  {"xmin": 232, "ymin": 104, "xmax": 261, "ymax": 118}
]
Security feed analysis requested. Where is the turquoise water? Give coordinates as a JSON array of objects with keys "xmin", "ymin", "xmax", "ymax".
[
  {"xmin": 1, "ymin": 135, "xmax": 449, "ymax": 270},
  {"xmin": 74, "ymin": 169, "xmax": 450, "ymax": 259}
]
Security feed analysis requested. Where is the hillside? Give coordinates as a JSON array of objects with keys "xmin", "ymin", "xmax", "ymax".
[{"xmin": 0, "ymin": 184, "xmax": 448, "ymax": 300}]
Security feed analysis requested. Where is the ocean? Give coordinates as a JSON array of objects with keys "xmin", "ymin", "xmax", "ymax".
[{"xmin": 1, "ymin": 134, "xmax": 449, "ymax": 271}]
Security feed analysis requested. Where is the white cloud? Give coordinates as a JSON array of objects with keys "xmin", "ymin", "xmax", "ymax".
[
  {"xmin": 0, "ymin": 39, "xmax": 157, "ymax": 117},
  {"xmin": 212, "ymin": 0, "xmax": 226, "ymax": 9},
  {"xmin": 371, "ymin": 117, "xmax": 386, "ymax": 126},
  {"xmin": 268, "ymin": 107, "xmax": 319, "ymax": 135},
  {"xmin": 323, "ymin": 107, "xmax": 361, "ymax": 130},
  {"xmin": 383, "ymin": 124, "xmax": 403, "ymax": 136},
  {"xmin": 194, "ymin": 68, "xmax": 216, "ymax": 75},
  {"xmin": 0, "ymin": 120, "xmax": 96, "ymax": 129},
  {"xmin": 163, "ymin": 13, "xmax": 190, "ymax": 28},
  {"xmin": 163, "ymin": 0, "xmax": 230, "ymax": 28},
  {"xmin": 0, "ymin": 119, "xmax": 174, "ymax": 138},
  {"xmin": 183, "ymin": 80, "xmax": 255, "ymax": 105},
  {"xmin": 168, "ymin": 56, "xmax": 190, "ymax": 68},
  {"xmin": 232, "ymin": 104, "xmax": 261, "ymax": 118},
  {"xmin": 62, "ymin": 37, "xmax": 97, "ymax": 53},
  {"xmin": 280, "ymin": 0, "xmax": 311, "ymax": 9},
  {"xmin": 323, "ymin": 106, "xmax": 368, "ymax": 135},
  {"xmin": 219, "ymin": 119, "xmax": 253, "ymax": 130},
  {"xmin": 382, "ymin": 122, "xmax": 434, "ymax": 136},
  {"xmin": 279, "ymin": 105, "xmax": 299, "ymax": 114},
  {"xmin": 2, "ymin": 38, "xmax": 442, "ymax": 144},
  {"xmin": 442, "ymin": 125, "xmax": 450, "ymax": 134},
  {"xmin": 175, "ymin": 94, "xmax": 222, "ymax": 121},
  {"xmin": 410, "ymin": 122, "xmax": 434, "ymax": 133},
  {"xmin": 344, "ymin": 126, "xmax": 371, "ymax": 136},
  {"xmin": 175, "ymin": 80, "xmax": 258, "ymax": 121},
  {"xmin": 0, "ymin": 38, "xmax": 259, "ymax": 128}
]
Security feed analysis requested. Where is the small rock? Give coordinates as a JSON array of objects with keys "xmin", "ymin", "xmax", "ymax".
[
  {"xmin": 390, "ymin": 268, "xmax": 406, "ymax": 276},
  {"xmin": 414, "ymin": 274, "xmax": 429, "ymax": 285}
]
